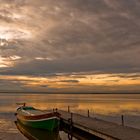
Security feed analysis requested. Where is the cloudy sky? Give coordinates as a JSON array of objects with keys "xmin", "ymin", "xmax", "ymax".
[{"xmin": 0, "ymin": 0, "xmax": 140, "ymax": 93}]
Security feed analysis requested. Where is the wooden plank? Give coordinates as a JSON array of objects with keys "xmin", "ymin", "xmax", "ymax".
[{"xmin": 59, "ymin": 110, "xmax": 140, "ymax": 140}]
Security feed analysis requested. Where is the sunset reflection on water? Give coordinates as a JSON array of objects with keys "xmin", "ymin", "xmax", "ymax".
[{"xmin": 0, "ymin": 94, "xmax": 140, "ymax": 115}]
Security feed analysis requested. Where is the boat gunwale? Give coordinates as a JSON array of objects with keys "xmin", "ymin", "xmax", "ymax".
[
  {"xmin": 17, "ymin": 116, "xmax": 60, "ymax": 122},
  {"xmin": 17, "ymin": 111, "xmax": 60, "ymax": 120}
]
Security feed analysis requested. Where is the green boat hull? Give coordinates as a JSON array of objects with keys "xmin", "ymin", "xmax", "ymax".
[
  {"xmin": 18, "ymin": 118, "xmax": 60, "ymax": 131},
  {"xmin": 15, "ymin": 121, "xmax": 61, "ymax": 140}
]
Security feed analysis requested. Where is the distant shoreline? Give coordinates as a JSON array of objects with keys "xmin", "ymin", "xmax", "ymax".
[{"xmin": 0, "ymin": 92, "xmax": 140, "ymax": 94}]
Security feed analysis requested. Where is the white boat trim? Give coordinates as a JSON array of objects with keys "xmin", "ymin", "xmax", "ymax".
[{"xmin": 17, "ymin": 116, "xmax": 60, "ymax": 122}]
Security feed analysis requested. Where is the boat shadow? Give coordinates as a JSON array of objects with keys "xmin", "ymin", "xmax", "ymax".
[{"xmin": 15, "ymin": 121, "xmax": 61, "ymax": 140}]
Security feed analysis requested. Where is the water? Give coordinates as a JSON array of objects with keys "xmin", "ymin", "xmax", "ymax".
[{"xmin": 0, "ymin": 93, "xmax": 140, "ymax": 139}]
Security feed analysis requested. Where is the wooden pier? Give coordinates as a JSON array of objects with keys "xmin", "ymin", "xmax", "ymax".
[{"xmin": 58, "ymin": 110, "xmax": 140, "ymax": 140}]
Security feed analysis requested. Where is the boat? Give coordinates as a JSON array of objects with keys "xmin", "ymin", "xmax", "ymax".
[
  {"xmin": 15, "ymin": 106, "xmax": 60, "ymax": 131},
  {"xmin": 15, "ymin": 120, "xmax": 61, "ymax": 140}
]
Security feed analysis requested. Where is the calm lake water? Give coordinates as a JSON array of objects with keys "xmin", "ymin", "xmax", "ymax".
[{"xmin": 0, "ymin": 93, "xmax": 140, "ymax": 140}]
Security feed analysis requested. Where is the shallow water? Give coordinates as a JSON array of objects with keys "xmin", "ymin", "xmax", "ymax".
[{"xmin": 0, "ymin": 93, "xmax": 140, "ymax": 139}]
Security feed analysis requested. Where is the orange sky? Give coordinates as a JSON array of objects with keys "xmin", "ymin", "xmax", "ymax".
[{"xmin": 0, "ymin": 73, "xmax": 140, "ymax": 93}]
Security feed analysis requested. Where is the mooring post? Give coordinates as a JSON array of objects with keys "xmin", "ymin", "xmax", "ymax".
[
  {"xmin": 23, "ymin": 103, "xmax": 26, "ymax": 107},
  {"xmin": 67, "ymin": 112, "xmax": 73, "ymax": 140},
  {"xmin": 88, "ymin": 109, "xmax": 90, "ymax": 117},
  {"xmin": 70, "ymin": 113, "xmax": 73, "ymax": 135},
  {"xmin": 68, "ymin": 106, "xmax": 70, "ymax": 113},
  {"xmin": 71, "ymin": 112, "xmax": 73, "ymax": 122},
  {"xmin": 121, "ymin": 115, "xmax": 124, "ymax": 126}
]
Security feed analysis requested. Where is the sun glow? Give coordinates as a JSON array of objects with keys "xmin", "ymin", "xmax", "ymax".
[{"xmin": 0, "ymin": 26, "xmax": 32, "ymax": 41}]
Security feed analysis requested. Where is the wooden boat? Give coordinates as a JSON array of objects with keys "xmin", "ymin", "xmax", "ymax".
[
  {"xmin": 15, "ymin": 120, "xmax": 61, "ymax": 140},
  {"xmin": 16, "ymin": 106, "xmax": 60, "ymax": 131}
]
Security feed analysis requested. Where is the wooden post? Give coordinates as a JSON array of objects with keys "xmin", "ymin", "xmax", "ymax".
[
  {"xmin": 88, "ymin": 109, "xmax": 90, "ymax": 117},
  {"xmin": 68, "ymin": 106, "xmax": 70, "ymax": 113},
  {"xmin": 67, "ymin": 112, "xmax": 73, "ymax": 140},
  {"xmin": 23, "ymin": 103, "xmax": 26, "ymax": 107},
  {"xmin": 121, "ymin": 115, "xmax": 124, "ymax": 126},
  {"xmin": 71, "ymin": 113, "xmax": 73, "ymax": 122}
]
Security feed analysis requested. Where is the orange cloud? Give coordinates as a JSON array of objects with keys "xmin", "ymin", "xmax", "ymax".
[{"xmin": 0, "ymin": 73, "xmax": 140, "ymax": 92}]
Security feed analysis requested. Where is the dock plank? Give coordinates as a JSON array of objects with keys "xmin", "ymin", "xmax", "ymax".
[{"xmin": 58, "ymin": 110, "xmax": 140, "ymax": 140}]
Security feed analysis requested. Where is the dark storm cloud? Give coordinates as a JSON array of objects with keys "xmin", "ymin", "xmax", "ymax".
[
  {"xmin": 1, "ymin": 52, "xmax": 139, "ymax": 75},
  {"xmin": 0, "ymin": 0, "xmax": 140, "ymax": 76}
]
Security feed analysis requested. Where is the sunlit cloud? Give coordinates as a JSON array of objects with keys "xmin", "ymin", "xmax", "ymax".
[
  {"xmin": 0, "ymin": 27, "xmax": 32, "ymax": 40},
  {"xmin": 0, "ymin": 55, "xmax": 21, "ymax": 68},
  {"xmin": 0, "ymin": 56, "xmax": 13, "ymax": 68},
  {"xmin": 9, "ymin": 55, "xmax": 21, "ymax": 61},
  {"xmin": 35, "ymin": 57, "xmax": 53, "ymax": 61}
]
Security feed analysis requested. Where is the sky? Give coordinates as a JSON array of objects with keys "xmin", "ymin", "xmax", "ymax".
[{"xmin": 0, "ymin": 0, "xmax": 140, "ymax": 93}]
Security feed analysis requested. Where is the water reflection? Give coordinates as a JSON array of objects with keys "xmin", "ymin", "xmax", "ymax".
[
  {"xmin": 0, "ymin": 94, "xmax": 140, "ymax": 116},
  {"xmin": 15, "ymin": 120, "xmax": 61, "ymax": 140}
]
